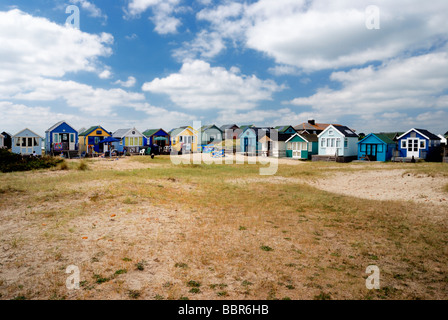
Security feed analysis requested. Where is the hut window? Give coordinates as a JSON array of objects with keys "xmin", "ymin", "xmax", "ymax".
[
  {"xmin": 328, "ymin": 130, "xmax": 334, "ymax": 136},
  {"xmin": 321, "ymin": 138, "xmax": 325, "ymax": 148},
  {"xmin": 344, "ymin": 138, "xmax": 348, "ymax": 148},
  {"xmin": 16, "ymin": 137, "xmax": 21, "ymax": 146},
  {"xmin": 287, "ymin": 143, "xmax": 292, "ymax": 150},
  {"xmin": 179, "ymin": 136, "xmax": 183, "ymax": 142},
  {"xmin": 401, "ymin": 140, "xmax": 406, "ymax": 149},
  {"xmin": 336, "ymin": 138, "xmax": 341, "ymax": 148},
  {"xmin": 70, "ymin": 134, "xmax": 75, "ymax": 143},
  {"xmin": 308, "ymin": 143, "xmax": 312, "ymax": 152},
  {"xmin": 420, "ymin": 140, "xmax": 426, "ymax": 149},
  {"xmin": 377, "ymin": 144, "xmax": 383, "ymax": 153},
  {"xmin": 53, "ymin": 133, "xmax": 59, "ymax": 143}
]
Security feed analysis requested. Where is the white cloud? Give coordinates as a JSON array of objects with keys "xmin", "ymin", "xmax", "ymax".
[
  {"xmin": 132, "ymin": 103, "xmax": 197, "ymax": 130},
  {"xmin": 114, "ymin": 76, "xmax": 137, "ymax": 88},
  {"xmin": 142, "ymin": 60, "xmax": 284, "ymax": 110},
  {"xmin": 69, "ymin": 0, "xmax": 107, "ymax": 21},
  {"xmin": 192, "ymin": 0, "xmax": 448, "ymax": 71},
  {"xmin": 196, "ymin": 0, "xmax": 212, "ymax": 5},
  {"xmin": 0, "ymin": 9, "xmax": 113, "ymax": 82},
  {"xmin": 214, "ymin": 107, "xmax": 327, "ymax": 129},
  {"xmin": 0, "ymin": 100, "xmax": 195, "ymax": 136},
  {"xmin": 127, "ymin": 0, "xmax": 182, "ymax": 34},
  {"xmin": 268, "ymin": 65, "xmax": 301, "ymax": 76},
  {"xmin": 13, "ymin": 78, "xmax": 145, "ymax": 116},
  {"xmin": 0, "ymin": 101, "xmax": 84, "ymax": 135},
  {"xmin": 99, "ymin": 69, "xmax": 112, "ymax": 79},
  {"xmin": 0, "ymin": 10, "xmax": 146, "ymax": 118},
  {"xmin": 173, "ymin": 30, "xmax": 225, "ymax": 61},
  {"xmin": 287, "ymin": 50, "xmax": 448, "ymax": 132},
  {"xmin": 125, "ymin": 33, "xmax": 138, "ymax": 40}
]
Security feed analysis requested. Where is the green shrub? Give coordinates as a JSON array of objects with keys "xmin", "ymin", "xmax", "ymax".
[
  {"xmin": 187, "ymin": 280, "xmax": 201, "ymax": 288},
  {"xmin": 78, "ymin": 160, "xmax": 88, "ymax": 171},
  {"xmin": 0, "ymin": 149, "xmax": 63, "ymax": 173},
  {"xmin": 59, "ymin": 161, "xmax": 69, "ymax": 170}
]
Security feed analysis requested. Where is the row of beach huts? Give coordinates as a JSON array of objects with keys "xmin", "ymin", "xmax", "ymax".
[{"xmin": 1, "ymin": 120, "xmax": 447, "ymax": 162}]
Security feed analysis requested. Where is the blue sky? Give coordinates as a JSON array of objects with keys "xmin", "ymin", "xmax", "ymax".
[{"xmin": 0, "ymin": 0, "xmax": 447, "ymax": 136}]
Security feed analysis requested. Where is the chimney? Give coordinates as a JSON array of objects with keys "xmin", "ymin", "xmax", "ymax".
[{"xmin": 308, "ymin": 119, "xmax": 315, "ymax": 126}]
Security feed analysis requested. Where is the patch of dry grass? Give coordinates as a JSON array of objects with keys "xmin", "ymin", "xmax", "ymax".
[{"xmin": 0, "ymin": 157, "xmax": 447, "ymax": 300}]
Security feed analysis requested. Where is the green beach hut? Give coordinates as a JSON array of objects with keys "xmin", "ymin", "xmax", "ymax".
[{"xmin": 285, "ymin": 133, "xmax": 318, "ymax": 160}]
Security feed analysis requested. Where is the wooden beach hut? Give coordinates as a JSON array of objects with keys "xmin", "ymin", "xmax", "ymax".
[
  {"xmin": 285, "ymin": 133, "xmax": 319, "ymax": 160},
  {"xmin": 1, "ymin": 132, "xmax": 12, "ymax": 149},
  {"xmin": 45, "ymin": 121, "xmax": 78, "ymax": 156},
  {"xmin": 111, "ymin": 128, "xmax": 145, "ymax": 154},
  {"xmin": 357, "ymin": 133, "xmax": 396, "ymax": 162},
  {"xmin": 12, "ymin": 128, "xmax": 43, "ymax": 156},
  {"xmin": 396, "ymin": 128, "xmax": 441, "ymax": 161},
  {"xmin": 170, "ymin": 126, "xmax": 198, "ymax": 153},
  {"xmin": 78, "ymin": 126, "xmax": 111, "ymax": 155},
  {"xmin": 315, "ymin": 125, "xmax": 358, "ymax": 162}
]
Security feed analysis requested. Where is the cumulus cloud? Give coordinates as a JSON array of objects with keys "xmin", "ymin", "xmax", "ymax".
[
  {"xmin": 190, "ymin": 0, "xmax": 448, "ymax": 71},
  {"xmin": 13, "ymin": 78, "xmax": 145, "ymax": 116},
  {"xmin": 126, "ymin": 0, "xmax": 182, "ymax": 34},
  {"xmin": 268, "ymin": 65, "xmax": 301, "ymax": 76},
  {"xmin": 114, "ymin": 76, "xmax": 137, "ymax": 88},
  {"xmin": 99, "ymin": 69, "xmax": 112, "ymax": 79},
  {"xmin": 287, "ymin": 50, "xmax": 448, "ymax": 132},
  {"xmin": 0, "ymin": 101, "xmax": 84, "ymax": 135},
  {"xmin": 0, "ymin": 9, "xmax": 113, "ymax": 82},
  {"xmin": 0, "ymin": 100, "xmax": 194, "ymax": 136},
  {"xmin": 125, "ymin": 33, "xmax": 138, "ymax": 40},
  {"xmin": 0, "ymin": 10, "xmax": 146, "ymax": 120},
  {"xmin": 69, "ymin": 0, "xmax": 107, "ymax": 21},
  {"xmin": 142, "ymin": 60, "xmax": 284, "ymax": 110},
  {"xmin": 173, "ymin": 30, "xmax": 225, "ymax": 61}
]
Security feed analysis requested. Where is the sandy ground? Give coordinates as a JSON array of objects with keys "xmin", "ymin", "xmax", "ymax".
[
  {"xmin": 170, "ymin": 153, "xmax": 305, "ymax": 165},
  {"xmin": 1, "ymin": 157, "xmax": 447, "ymax": 300},
  {"xmin": 307, "ymin": 169, "xmax": 448, "ymax": 205},
  {"xmin": 79, "ymin": 157, "xmax": 448, "ymax": 205},
  {"xmin": 67, "ymin": 157, "xmax": 161, "ymax": 171}
]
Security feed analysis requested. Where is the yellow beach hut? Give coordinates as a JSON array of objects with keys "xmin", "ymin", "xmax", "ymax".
[{"xmin": 169, "ymin": 126, "xmax": 199, "ymax": 153}]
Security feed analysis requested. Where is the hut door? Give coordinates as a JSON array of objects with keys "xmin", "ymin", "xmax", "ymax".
[
  {"xmin": 407, "ymin": 139, "xmax": 419, "ymax": 158},
  {"xmin": 69, "ymin": 133, "xmax": 75, "ymax": 150},
  {"xmin": 292, "ymin": 142, "xmax": 300, "ymax": 159},
  {"xmin": 366, "ymin": 144, "xmax": 377, "ymax": 161},
  {"xmin": 60, "ymin": 133, "xmax": 69, "ymax": 150}
]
